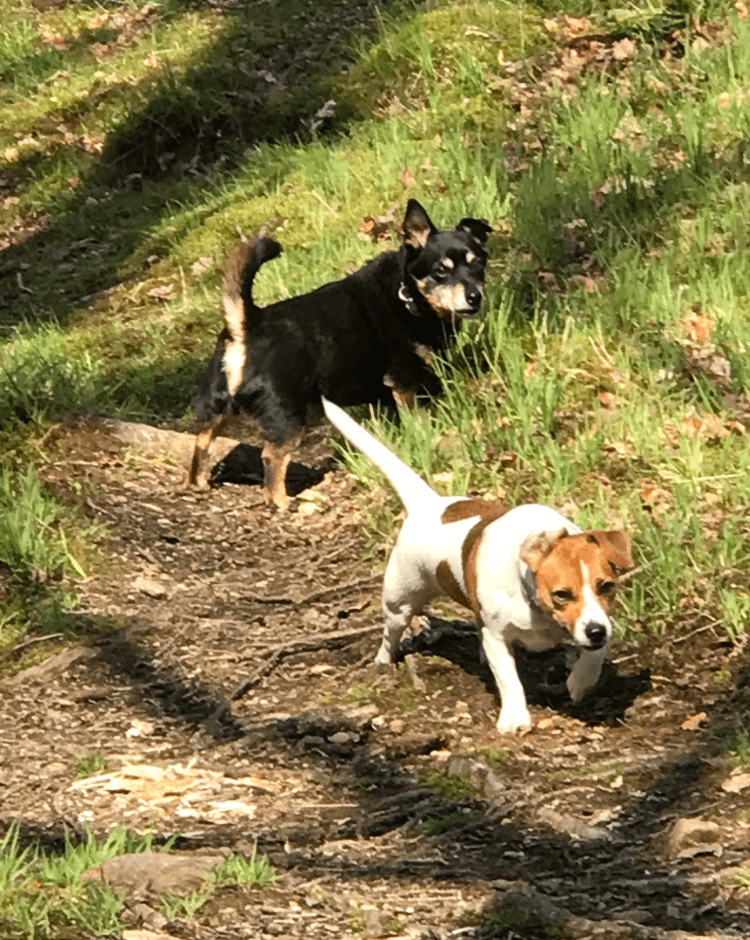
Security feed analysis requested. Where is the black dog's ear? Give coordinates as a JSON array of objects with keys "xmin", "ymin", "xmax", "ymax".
[
  {"xmin": 402, "ymin": 199, "xmax": 437, "ymax": 249},
  {"xmin": 456, "ymin": 217, "xmax": 493, "ymax": 245}
]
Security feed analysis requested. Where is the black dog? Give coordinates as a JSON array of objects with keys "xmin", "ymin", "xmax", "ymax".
[{"xmin": 190, "ymin": 200, "xmax": 492, "ymax": 507}]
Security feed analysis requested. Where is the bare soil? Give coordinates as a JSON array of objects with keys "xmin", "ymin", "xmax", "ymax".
[{"xmin": 2, "ymin": 422, "xmax": 750, "ymax": 940}]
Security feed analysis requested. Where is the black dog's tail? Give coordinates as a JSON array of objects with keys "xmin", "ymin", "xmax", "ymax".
[{"xmin": 222, "ymin": 235, "xmax": 283, "ymax": 342}]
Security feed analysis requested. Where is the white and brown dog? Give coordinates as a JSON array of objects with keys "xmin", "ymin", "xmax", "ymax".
[{"xmin": 322, "ymin": 398, "xmax": 633, "ymax": 733}]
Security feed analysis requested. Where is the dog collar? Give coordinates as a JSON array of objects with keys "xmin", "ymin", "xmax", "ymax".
[
  {"xmin": 521, "ymin": 569, "xmax": 544, "ymax": 612},
  {"xmin": 398, "ymin": 282, "xmax": 421, "ymax": 316}
]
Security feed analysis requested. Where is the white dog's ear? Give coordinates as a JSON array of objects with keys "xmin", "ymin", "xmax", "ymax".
[
  {"xmin": 587, "ymin": 530, "xmax": 633, "ymax": 573},
  {"xmin": 519, "ymin": 527, "xmax": 569, "ymax": 571}
]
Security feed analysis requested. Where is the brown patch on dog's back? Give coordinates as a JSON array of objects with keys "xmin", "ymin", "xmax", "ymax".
[
  {"xmin": 438, "ymin": 499, "xmax": 508, "ymax": 620},
  {"xmin": 441, "ymin": 498, "xmax": 507, "ymax": 525},
  {"xmin": 436, "ymin": 560, "xmax": 471, "ymax": 608}
]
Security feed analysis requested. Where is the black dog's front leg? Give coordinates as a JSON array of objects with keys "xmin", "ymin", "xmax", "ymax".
[{"xmin": 384, "ymin": 345, "xmax": 443, "ymax": 406}]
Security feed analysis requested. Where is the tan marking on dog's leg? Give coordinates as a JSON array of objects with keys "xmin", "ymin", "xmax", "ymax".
[
  {"xmin": 189, "ymin": 416, "xmax": 227, "ymax": 488},
  {"xmin": 261, "ymin": 434, "xmax": 300, "ymax": 509},
  {"xmin": 414, "ymin": 343, "xmax": 433, "ymax": 366},
  {"xmin": 392, "ymin": 387, "xmax": 416, "ymax": 409}
]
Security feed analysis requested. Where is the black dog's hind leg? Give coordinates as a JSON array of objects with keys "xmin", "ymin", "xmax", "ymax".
[
  {"xmin": 190, "ymin": 414, "xmax": 228, "ymax": 487},
  {"xmin": 261, "ymin": 432, "xmax": 302, "ymax": 509}
]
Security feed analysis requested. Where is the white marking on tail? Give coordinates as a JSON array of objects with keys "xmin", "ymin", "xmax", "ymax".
[{"xmin": 321, "ymin": 398, "xmax": 439, "ymax": 515}]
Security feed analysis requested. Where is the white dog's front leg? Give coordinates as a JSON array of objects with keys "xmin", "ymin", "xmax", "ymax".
[
  {"xmin": 481, "ymin": 626, "xmax": 532, "ymax": 733},
  {"xmin": 567, "ymin": 646, "xmax": 607, "ymax": 702}
]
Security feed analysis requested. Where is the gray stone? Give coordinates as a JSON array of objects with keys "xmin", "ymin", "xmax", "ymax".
[{"xmin": 82, "ymin": 851, "xmax": 223, "ymax": 896}]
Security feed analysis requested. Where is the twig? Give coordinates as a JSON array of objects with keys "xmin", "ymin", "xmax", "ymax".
[
  {"xmin": 301, "ymin": 575, "xmax": 380, "ymax": 605},
  {"xmin": 0, "ymin": 633, "xmax": 64, "ymax": 665},
  {"xmin": 618, "ymin": 565, "xmax": 643, "ymax": 583},
  {"xmin": 231, "ymin": 623, "xmax": 382, "ymax": 700},
  {"xmin": 670, "ymin": 621, "xmax": 721, "ymax": 645},
  {"xmin": 244, "ymin": 574, "xmax": 380, "ymax": 607}
]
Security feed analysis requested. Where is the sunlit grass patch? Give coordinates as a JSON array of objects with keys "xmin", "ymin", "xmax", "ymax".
[
  {"xmin": 341, "ymin": 0, "xmax": 546, "ymax": 117},
  {"xmin": 1, "ymin": 0, "xmax": 750, "ymax": 652},
  {"xmin": 0, "ymin": 465, "xmax": 87, "ymax": 583},
  {"xmin": 0, "ymin": 822, "xmax": 277, "ymax": 938}
]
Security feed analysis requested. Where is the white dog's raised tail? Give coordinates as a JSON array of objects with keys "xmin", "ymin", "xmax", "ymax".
[{"xmin": 321, "ymin": 397, "xmax": 439, "ymax": 515}]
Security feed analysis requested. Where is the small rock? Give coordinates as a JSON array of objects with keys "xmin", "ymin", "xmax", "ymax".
[
  {"xmin": 389, "ymin": 718, "xmax": 405, "ymax": 734},
  {"xmin": 362, "ymin": 906, "xmax": 387, "ymax": 939},
  {"xmin": 133, "ymin": 577, "xmax": 167, "ymax": 599},
  {"xmin": 429, "ymin": 749, "xmax": 451, "ymax": 766},
  {"xmin": 127, "ymin": 901, "xmax": 169, "ymax": 930},
  {"xmin": 125, "ymin": 718, "xmax": 155, "ymax": 738},
  {"xmin": 296, "ymin": 735, "xmax": 326, "ymax": 750},
  {"xmin": 329, "ymin": 731, "xmax": 358, "ymax": 745},
  {"xmin": 483, "ymin": 888, "xmax": 572, "ymax": 925},
  {"xmin": 82, "ymin": 852, "xmax": 223, "ymax": 896},
  {"xmin": 341, "ymin": 703, "xmax": 379, "ymax": 727},
  {"xmin": 537, "ymin": 806, "xmax": 611, "ymax": 841},
  {"xmin": 666, "ymin": 817, "xmax": 723, "ymax": 859}
]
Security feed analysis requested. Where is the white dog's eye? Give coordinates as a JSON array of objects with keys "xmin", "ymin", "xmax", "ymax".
[{"xmin": 552, "ymin": 589, "xmax": 574, "ymax": 604}]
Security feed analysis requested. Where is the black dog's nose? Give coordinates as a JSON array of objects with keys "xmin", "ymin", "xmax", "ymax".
[
  {"xmin": 466, "ymin": 288, "xmax": 481, "ymax": 308},
  {"xmin": 584, "ymin": 622, "xmax": 607, "ymax": 647}
]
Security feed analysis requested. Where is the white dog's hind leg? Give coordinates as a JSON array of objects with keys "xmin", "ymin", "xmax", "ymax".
[
  {"xmin": 481, "ymin": 626, "xmax": 532, "ymax": 733},
  {"xmin": 376, "ymin": 557, "xmax": 432, "ymax": 664},
  {"xmin": 567, "ymin": 646, "xmax": 607, "ymax": 701}
]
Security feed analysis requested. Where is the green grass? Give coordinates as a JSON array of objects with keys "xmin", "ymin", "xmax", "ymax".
[
  {"xmin": 421, "ymin": 809, "xmax": 483, "ymax": 835},
  {"xmin": 0, "ymin": 465, "xmax": 87, "ymax": 582},
  {"xmin": 727, "ymin": 726, "xmax": 750, "ymax": 767},
  {"xmin": 5, "ymin": 0, "xmax": 750, "ymax": 927},
  {"xmin": 74, "ymin": 751, "xmax": 108, "ymax": 779},
  {"xmin": 0, "ymin": 823, "xmax": 276, "ymax": 938},
  {"xmin": 422, "ymin": 769, "xmax": 475, "ymax": 801},
  {"xmin": 2, "ymin": 0, "xmax": 750, "ymax": 654}
]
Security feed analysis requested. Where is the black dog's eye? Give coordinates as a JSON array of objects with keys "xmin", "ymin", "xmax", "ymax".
[
  {"xmin": 598, "ymin": 580, "xmax": 616, "ymax": 596},
  {"xmin": 433, "ymin": 265, "xmax": 449, "ymax": 279},
  {"xmin": 552, "ymin": 589, "xmax": 574, "ymax": 604}
]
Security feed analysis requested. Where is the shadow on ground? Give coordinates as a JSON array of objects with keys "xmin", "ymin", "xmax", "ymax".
[
  {"xmin": 5, "ymin": 598, "xmax": 743, "ymax": 937},
  {"xmin": 0, "ymin": 0, "xmax": 397, "ymax": 341}
]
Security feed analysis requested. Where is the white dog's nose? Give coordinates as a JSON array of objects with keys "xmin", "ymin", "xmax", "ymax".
[{"xmin": 584, "ymin": 622, "xmax": 607, "ymax": 648}]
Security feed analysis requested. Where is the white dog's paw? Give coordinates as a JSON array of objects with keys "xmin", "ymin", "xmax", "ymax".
[
  {"xmin": 495, "ymin": 708, "xmax": 533, "ymax": 734},
  {"xmin": 374, "ymin": 647, "xmax": 396, "ymax": 666}
]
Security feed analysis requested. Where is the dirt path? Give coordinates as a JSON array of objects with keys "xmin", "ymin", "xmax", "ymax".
[{"xmin": 2, "ymin": 423, "xmax": 750, "ymax": 939}]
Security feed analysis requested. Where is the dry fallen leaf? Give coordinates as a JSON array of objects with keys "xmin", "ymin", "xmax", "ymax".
[
  {"xmin": 681, "ymin": 711, "xmax": 707, "ymax": 731},
  {"xmin": 191, "ymin": 256, "xmax": 213, "ymax": 276},
  {"xmin": 640, "ymin": 482, "xmax": 670, "ymax": 506},
  {"xmin": 682, "ymin": 310, "xmax": 715, "ymax": 344},
  {"xmin": 721, "ymin": 771, "xmax": 750, "ymax": 793},
  {"xmin": 399, "ymin": 167, "xmax": 416, "ymax": 188},
  {"xmin": 569, "ymin": 274, "xmax": 597, "ymax": 293},
  {"xmin": 612, "ymin": 38, "xmax": 637, "ymax": 61},
  {"xmin": 147, "ymin": 283, "xmax": 176, "ymax": 300},
  {"xmin": 358, "ymin": 204, "xmax": 398, "ymax": 242},
  {"xmin": 604, "ymin": 440, "xmax": 631, "ymax": 456}
]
